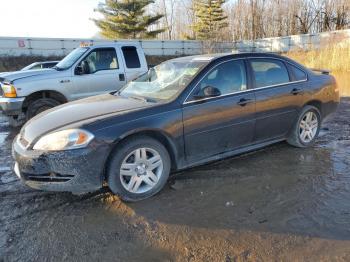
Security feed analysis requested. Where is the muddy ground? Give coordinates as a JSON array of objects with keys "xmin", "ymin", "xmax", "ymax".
[{"xmin": 0, "ymin": 99, "xmax": 350, "ymax": 262}]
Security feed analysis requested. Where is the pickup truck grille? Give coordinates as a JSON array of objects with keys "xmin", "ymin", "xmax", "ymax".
[{"xmin": 0, "ymin": 76, "xmax": 5, "ymax": 96}]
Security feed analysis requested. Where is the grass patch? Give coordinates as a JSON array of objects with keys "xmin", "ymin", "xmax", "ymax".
[{"xmin": 285, "ymin": 43, "xmax": 350, "ymax": 96}]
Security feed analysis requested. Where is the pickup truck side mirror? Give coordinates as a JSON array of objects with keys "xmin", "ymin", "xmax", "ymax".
[
  {"xmin": 193, "ymin": 86, "xmax": 221, "ymax": 100},
  {"xmin": 75, "ymin": 66, "xmax": 83, "ymax": 75},
  {"xmin": 75, "ymin": 61, "xmax": 91, "ymax": 75}
]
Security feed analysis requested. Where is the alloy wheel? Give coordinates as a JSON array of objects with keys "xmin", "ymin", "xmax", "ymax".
[
  {"xmin": 119, "ymin": 147, "xmax": 163, "ymax": 194},
  {"xmin": 299, "ymin": 111, "xmax": 318, "ymax": 143}
]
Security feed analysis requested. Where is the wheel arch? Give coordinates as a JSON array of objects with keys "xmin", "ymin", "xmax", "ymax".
[
  {"xmin": 103, "ymin": 128, "xmax": 180, "ymax": 180},
  {"xmin": 22, "ymin": 90, "xmax": 68, "ymax": 112},
  {"xmin": 303, "ymin": 100, "xmax": 323, "ymax": 117}
]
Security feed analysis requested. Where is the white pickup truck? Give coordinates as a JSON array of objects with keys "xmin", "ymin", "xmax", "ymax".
[{"xmin": 0, "ymin": 42, "xmax": 148, "ymax": 126}]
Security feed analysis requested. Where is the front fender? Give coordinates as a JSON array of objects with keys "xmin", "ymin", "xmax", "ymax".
[
  {"xmin": 14, "ymin": 71, "xmax": 71, "ymax": 99},
  {"xmin": 92, "ymin": 108, "xmax": 185, "ymax": 170}
]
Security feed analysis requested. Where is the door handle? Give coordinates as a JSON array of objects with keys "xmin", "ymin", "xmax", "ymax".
[
  {"xmin": 291, "ymin": 88, "xmax": 302, "ymax": 95},
  {"xmin": 119, "ymin": 73, "xmax": 125, "ymax": 81},
  {"xmin": 237, "ymin": 98, "xmax": 252, "ymax": 106}
]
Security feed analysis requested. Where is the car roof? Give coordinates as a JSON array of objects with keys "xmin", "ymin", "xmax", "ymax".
[
  {"xmin": 170, "ymin": 52, "xmax": 287, "ymax": 62},
  {"xmin": 168, "ymin": 52, "xmax": 305, "ymax": 69}
]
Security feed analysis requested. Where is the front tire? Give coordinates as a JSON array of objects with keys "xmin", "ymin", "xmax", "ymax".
[
  {"xmin": 107, "ymin": 136, "xmax": 171, "ymax": 202},
  {"xmin": 26, "ymin": 98, "xmax": 60, "ymax": 121},
  {"xmin": 287, "ymin": 105, "xmax": 321, "ymax": 148}
]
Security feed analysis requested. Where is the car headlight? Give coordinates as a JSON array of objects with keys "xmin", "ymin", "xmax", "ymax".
[
  {"xmin": 33, "ymin": 129, "xmax": 94, "ymax": 151},
  {"xmin": 2, "ymin": 83, "xmax": 17, "ymax": 98}
]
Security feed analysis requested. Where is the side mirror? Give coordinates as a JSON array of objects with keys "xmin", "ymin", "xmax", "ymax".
[
  {"xmin": 194, "ymin": 86, "xmax": 221, "ymax": 99},
  {"xmin": 75, "ymin": 66, "xmax": 83, "ymax": 75},
  {"xmin": 148, "ymin": 67, "xmax": 156, "ymax": 81}
]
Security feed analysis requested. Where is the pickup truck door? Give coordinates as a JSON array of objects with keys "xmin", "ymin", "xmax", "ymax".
[
  {"xmin": 71, "ymin": 47, "xmax": 126, "ymax": 100},
  {"xmin": 121, "ymin": 45, "xmax": 148, "ymax": 82}
]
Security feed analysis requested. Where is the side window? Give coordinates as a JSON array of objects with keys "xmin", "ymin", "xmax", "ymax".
[
  {"xmin": 289, "ymin": 64, "xmax": 307, "ymax": 81},
  {"xmin": 196, "ymin": 60, "xmax": 247, "ymax": 97},
  {"xmin": 122, "ymin": 46, "xmax": 141, "ymax": 68},
  {"xmin": 31, "ymin": 64, "xmax": 42, "ymax": 70},
  {"xmin": 80, "ymin": 48, "xmax": 118, "ymax": 74},
  {"xmin": 250, "ymin": 59, "xmax": 290, "ymax": 88},
  {"xmin": 42, "ymin": 63, "xmax": 56, "ymax": 69}
]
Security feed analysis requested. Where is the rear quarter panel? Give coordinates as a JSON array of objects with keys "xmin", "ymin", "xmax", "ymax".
[{"xmin": 303, "ymin": 72, "xmax": 340, "ymax": 118}]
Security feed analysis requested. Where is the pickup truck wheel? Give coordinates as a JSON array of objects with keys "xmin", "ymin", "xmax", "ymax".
[
  {"xmin": 107, "ymin": 136, "xmax": 171, "ymax": 202},
  {"xmin": 26, "ymin": 98, "xmax": 60, "ymax": 120},
  {"xmin": 287, "ymin": 105, "xmax": 321, "ymax": 148}
]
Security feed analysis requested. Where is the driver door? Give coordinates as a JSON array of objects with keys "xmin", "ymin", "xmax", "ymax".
[
  {"xmin": 71, "ymin": 47, "xmax": 126, "ymax": 100},
  {"xmin": 182, "ymin": 59, "xmax": 256, "ymax": 163}
]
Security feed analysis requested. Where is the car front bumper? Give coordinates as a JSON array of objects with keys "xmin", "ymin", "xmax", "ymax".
[
  {"xmin": 0, "ymin": 97, "xmax": 25, "ymax": 116},
  {"xmin": 12, "ymin": 136, "xmax": 110, "ymax": 194}
]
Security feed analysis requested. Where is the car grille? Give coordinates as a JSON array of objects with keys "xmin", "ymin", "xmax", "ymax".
[{"xmin": 22, "ymin": 172, "xmax": 75, "ymax": 183}]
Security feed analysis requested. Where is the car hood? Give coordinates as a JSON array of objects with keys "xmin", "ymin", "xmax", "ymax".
[
  {"xmin": 21, "ymin": 94, "xmax": 152, "ymax": 144},
  {"xmin": 0, "ymin": 68, "xmax": 56, "ymax": 82}
]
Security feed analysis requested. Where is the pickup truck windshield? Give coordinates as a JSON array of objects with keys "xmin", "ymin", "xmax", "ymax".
[
  {"xmin": 120, "ymin": 59, "xmax": 208, "ymax": 101},
  {"xmin": 55, "ymin": 47, "xmax": 89, "ymax": 70}
]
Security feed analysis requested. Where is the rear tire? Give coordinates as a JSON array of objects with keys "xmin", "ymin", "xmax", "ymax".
[
  {"xmin": 107, "ymin": 136, "xmax": 171, "ymax": 202},
  {"xmin": 26, "ymin": 98, "xmax": 60, "ymax": 120},
  {"xmin": 287, "ymin": 105, "xmax": 321, "ymax": 148}
]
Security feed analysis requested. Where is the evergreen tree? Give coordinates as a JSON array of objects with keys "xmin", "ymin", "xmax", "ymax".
[
  {"xmin": 191, "ymin": 0, "xmax": 228, "ymax": 40},
  {"xmin": 93, "ymin": 0, "xmax": 165, "ymax": 39}
]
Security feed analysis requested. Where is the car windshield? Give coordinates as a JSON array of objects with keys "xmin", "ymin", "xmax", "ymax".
[
  {"xmin": 119, "ymin": 59, "xmax": 208, "ymax": 101},
  {"xmin": 55, "ymin": 47, "xmax": 89, "ymax": 70}
]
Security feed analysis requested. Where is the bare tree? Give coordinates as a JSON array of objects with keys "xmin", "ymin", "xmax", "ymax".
[{"xmin": 146, "ymin": 0, "xmax": 350, "ymax": 41}]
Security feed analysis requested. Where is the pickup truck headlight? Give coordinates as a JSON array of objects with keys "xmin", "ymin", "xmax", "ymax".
[
  {"xmin": 33, "ymin": 129, "xmax": 94, "ymax": 151},
  {"xmin": 2, "ymin": 84, "xmax": 17, "ymax": 98}
]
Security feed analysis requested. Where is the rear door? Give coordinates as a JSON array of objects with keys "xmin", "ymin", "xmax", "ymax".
[
  {"xmin": 248, "ymin": 58, "xmax": 307, "ymax": 142},
  {"xmin": 72, "ymin": 47, "xmax": 126, "ymax": 99},
  {"xmin": 182, "ymin": 59, "xmax": 256, "ymax": 163},
  {"xmin": 121, "ymin": 45, "xmax": 148, "ymax": 82}
]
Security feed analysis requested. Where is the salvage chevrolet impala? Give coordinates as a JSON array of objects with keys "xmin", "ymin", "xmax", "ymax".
[{"xmin": 12, "ymin": 53, "xmax": 340, "ymax": 201}]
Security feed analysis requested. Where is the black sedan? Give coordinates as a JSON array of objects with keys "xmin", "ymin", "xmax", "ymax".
[{"xmin": 12, "ymin": 53, "xmax": 340, "ymax": 201}]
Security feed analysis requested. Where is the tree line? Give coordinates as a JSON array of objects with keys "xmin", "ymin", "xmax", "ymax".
[{"xmin": 94, "ymin": 0, "xmax": 350, "ymax": 41}]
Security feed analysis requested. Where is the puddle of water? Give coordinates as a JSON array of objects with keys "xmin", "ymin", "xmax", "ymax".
[
  {"xmin": 0, "ymin": 132, "xmax": 9, "ymax": 145},
  {"xmin": 122, "ymin": 144, "xmax": 350, "ymax": 240},
  {"xmin": 0, "ymin": 166, "xmax": 11, "ymax": 173},
  {"xmin": 1, "ymin": 99, "xmax": 350, "ymax": 261}
]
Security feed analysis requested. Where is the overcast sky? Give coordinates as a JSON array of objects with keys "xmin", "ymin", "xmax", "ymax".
[{"xmin": 0, "ymin": 0, "xmax": 101, "ymax": 38}]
